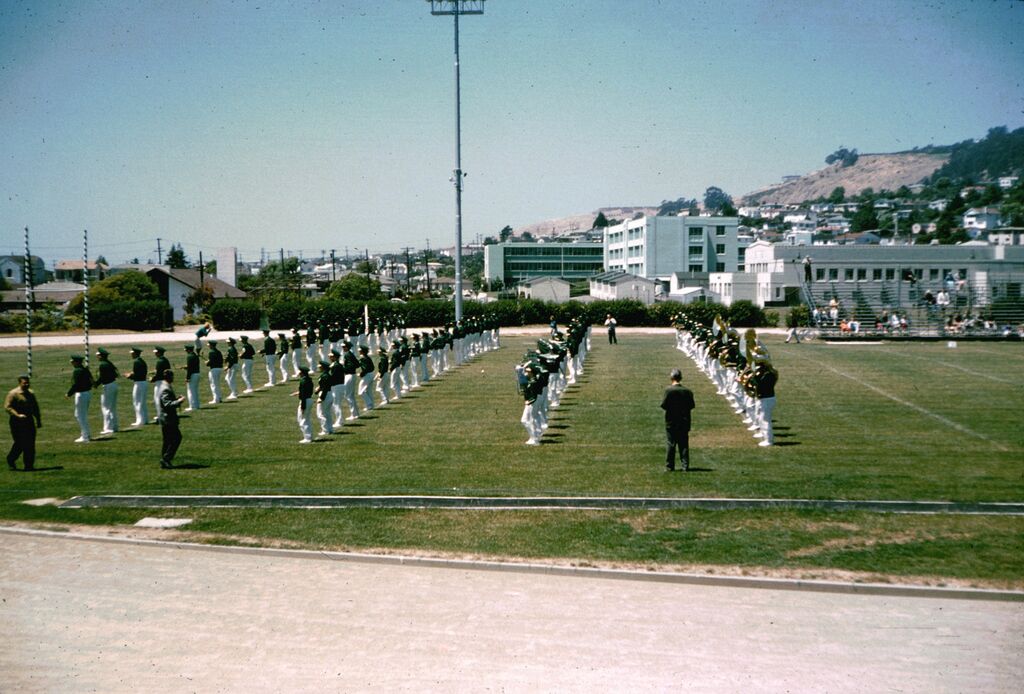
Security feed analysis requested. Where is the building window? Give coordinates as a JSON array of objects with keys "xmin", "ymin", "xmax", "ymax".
[
  {"xmin": 845, "ymin": 269, "xmax": 854, "ymax": 281},
  {"xmin": 857, "ymin": 269, "xmax": 867, "ymax": 281},
  {"xmin": 872, "ymin": 269, "xmax": 882, "ymax": 280},
  {"xmin": 815, "ymin": 268, "xmax": 825, "ymax": 281},
  {"xmin": 885, "ymin": 268, "xmax": 895, "ymax": 280},
  {"xmin": 688, "ymin": 229, "xmax": 702, "ymax": 240},
  {"xmin": 929, "ymin": 269, "xmax": 939, "ymax": 281},
  {"xmin": 688, "ymin": 245, "xmax": 702, "ymax": 256},
  {"xmin": 716, "ymin": 262, "xmax": 725, "ymax": 272},
  {"xmin": 715, "ymin": 226, "xmax": 725, "ymax": 236},
  {"xmin": 738, "ymin": 265, "xmax": 745, "ymax": 272},
  {"xmin": 715, "ymin": 244, "xmax": 725, "ymax": 254},
  {"xmin": 689, "ymin": 264, "xmax": 702, "ymax": 272},
  {"xmin": 829, "ymin": 268, "xmax": 838, "ymax": 280}
]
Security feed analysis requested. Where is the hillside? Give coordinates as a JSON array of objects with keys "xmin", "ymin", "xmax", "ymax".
[
  {"xmin": 739, "ymin": 152, "xmax": 949, "ymax": 206},
  {"xmin": 514, "ymin": 206, "xmax": 658, "ymax": 238}
]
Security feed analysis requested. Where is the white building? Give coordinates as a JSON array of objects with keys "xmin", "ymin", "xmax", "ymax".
[
  {"xmin": 603, "ymin": 215, "xmax": 744, "ymax": 284},
  {"xmin": 963, "ymin": 207, "xmax": 1003, "ymax": 234},
  {"xmin": 516, "ymin": 276, "xmax": 571, "ymax": 303},
  {"xmin": 588, "ymin": 271, "xmax": 658, "ymax": 305},
  {"xmin": 145, "ymin": 267, "xmax": 247, "ymax": 321}
]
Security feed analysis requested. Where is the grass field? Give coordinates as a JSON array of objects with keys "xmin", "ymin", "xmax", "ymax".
[{"xmin": 1, "ymin": 331, "xmax": 1022, "ymax": 586}]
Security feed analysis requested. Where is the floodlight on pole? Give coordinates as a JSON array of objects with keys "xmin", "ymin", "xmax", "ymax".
[{"xmin": 427, "ymin": 0, "xmax": 485, "ymax": 323}]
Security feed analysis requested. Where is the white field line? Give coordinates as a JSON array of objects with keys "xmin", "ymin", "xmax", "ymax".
[
  {"xmin": 877, "ymin": 348, "xmax": 1020, "ymax": 386},
  {"xmin": 802, "ymin": 355, "xmax": 1011, "ymax": 452}
]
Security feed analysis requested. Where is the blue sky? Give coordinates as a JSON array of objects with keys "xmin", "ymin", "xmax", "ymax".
[{"xmin": 1, "ymin": 0, "xmax": 1022, "ymax": 265}]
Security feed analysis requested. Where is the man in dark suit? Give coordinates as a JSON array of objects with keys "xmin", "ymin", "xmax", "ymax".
[
  {"xmin": 660, "ymin": 369, "xmax": 695, "ymax": 472},
  {"xmin": 158, "ymin": 369, "xmax": 186, "ymax": 469}
]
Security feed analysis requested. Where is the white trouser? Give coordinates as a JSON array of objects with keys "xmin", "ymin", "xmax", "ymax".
[
  {"xmin": 390, "ymin": 369, "xmax": 402, "ymax": 399},
  {"xmin": 306, "ymin": 346, "xmax": 317, "ymax": 369},
  {"xmin": 279, "ymin": 353, "xmax": 290, "ymax": 382},
  {"xmin": 297, "ymin": 400, "xmax": 312, "ymax": 442},
  {"xmin": 224, "ymin": 365, "xmax": 238, "ymax": 398},
  {"xmin": 344, "ymin": 373, "xmax": 359, "ymax": 418},
  {"xmin": 186, "ymin": 373, "xmax": 200, "ymax": 411},
  {"xmin": 419, "ymin": 354, "xmax": 430, "ymax": 382},
  {"xmin": 317, "ymin": 395, "xmax": 334, "ymax": 435},
  {"xmin": 759, "ymin": 396, "xmax": 776, "ymax": 445},
  {"xmin": 521, "ymin": 402, "xmax": 537, "ymax": 443},
  {"xmin": 376, "ymin": 372, "xmax": 391, "ymax": 403},
  {"xmin": 264, "ymin": 355, "xmax": 276, "ymax": 386},
  {"xmin": 241, "ymin": 360, "xmax": 254, "ymax": 392},
  {"xmin": 330, "ymin": 383, "xmax": 345, "ymax": 427},
  {"xmin": 100, "ymin": 381, "xmax": 119, "ymax": 433},
  {"xmin": 131, "ymin": 380, "xmax": 149, "ymax": 426},
  {"xmin": 408, "ymin": 359, "xmax": 419, "ymax": 388},
  {"xmin": 359, "ymin": 373, "xmax": 375, "ymax": 410},
  {"xmin": 153, "ymin": 381, "xmax": 165, "ymax": 420},
  {"xmin": 291, "ymin": 350, "xmax": 301, "ymax": 376},
  {"xmin": 208, "ymin": 368, "xmax": 223, "ymax": 403},
  {"xmin": 74, "ymin": 391, "xmax": 92, "ymax": 441}
]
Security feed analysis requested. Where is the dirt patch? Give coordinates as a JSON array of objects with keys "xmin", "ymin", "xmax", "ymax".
[
  {"xmin": 785, "ymin": 530, "xmax": 971, "ymax": 558},
  {"xmin": 3, "ymin": 520, "xmax": 1019, "ymax": 592}
]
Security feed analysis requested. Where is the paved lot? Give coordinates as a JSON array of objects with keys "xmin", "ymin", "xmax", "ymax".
[{"xmin": 1, "ymin": 531, "xmax": 1021, "ymax": 692}]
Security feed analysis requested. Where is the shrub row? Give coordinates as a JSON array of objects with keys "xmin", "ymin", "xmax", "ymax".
[
  {"xmin": 208, "ymin": 298, "xmax": 777, "ymax": 330},
  {"xmin": 88, "ymin": 300, "xmax": 173, "ymax": 331}
]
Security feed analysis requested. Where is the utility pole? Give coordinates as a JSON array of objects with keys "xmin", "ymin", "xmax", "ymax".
[
  {"xmin": 330, "ymin": 250, "xmax": 337, "ymax": 282},
  {"xmin": 427, "ymin": 0, "xmax": 486, "ymax": 322},
  {"xmin": 404, "ymin": 247, "xmax": 412, "ymax": 292},
  {"xmin": 280, "ymin": 248, "xmax": 285, "ymax": 266},
  {"xmin": 365, "ymin": 248, "xmax": 371, "ymax": 295},
  {"xmin": 156, "ymin": 238, "xmax": 163, "ymax": 265},
  {"xmin": 424, "ymin": 241, "xmax": 432, "ymax": 295},
  {"xmin": 199, "ymin": 251, "xmax": 204, "ymax": 290}
]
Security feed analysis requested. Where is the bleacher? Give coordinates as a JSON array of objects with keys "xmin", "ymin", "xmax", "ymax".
[{"xmin": 797, "ymin": 275, "xmax": 1024, "ymax": 339}]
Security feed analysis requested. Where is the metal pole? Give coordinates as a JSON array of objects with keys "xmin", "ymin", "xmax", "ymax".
[
  {"xmin": 24, "ymin": 227, "xmax": 32, "ymax": 377},
  {"xmin": 83, "ymin": 228, "xmax": 90, "ymax": 367},
  {"xmin": 453, "ymin": 8, "xmax": 464, "ymax": 321}
]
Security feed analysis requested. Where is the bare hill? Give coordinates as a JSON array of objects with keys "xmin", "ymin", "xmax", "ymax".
[
  {"xmin": 740, "ymin": 152, "xmax": 949, "ymax": 206},
  {"xmin": 514, "ymin": 206, "xmax": 658, "ymax": 238}
]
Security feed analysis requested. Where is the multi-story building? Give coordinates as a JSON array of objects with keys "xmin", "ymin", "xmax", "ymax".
[
  {"xmin": 711, "ymin": 240, "xmax": 1024, "ymax": 308},
  {"xmin": 603, "ymin": 215, "xmax": 745, "ymax": 287},
  {"xmin": 483, "ymin": 241, "xmax": 604, "ymax": 286}
]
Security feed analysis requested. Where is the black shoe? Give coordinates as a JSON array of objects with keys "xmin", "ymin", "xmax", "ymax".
[
  {"xmin": 7, "ymin": 463, "xmax": 16, "ymax": 471},
  {"xmin": 160, "ymin": 461, "xmax": 173, "ymax": 469},
  {"xmin": 664, "ymin": 466, "xmax": 675, "ymax": 473}
]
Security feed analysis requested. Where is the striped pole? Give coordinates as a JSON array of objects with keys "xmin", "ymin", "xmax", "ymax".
[
  {"xmin": 24, "ymin": 226, "xmax": 33, "ymax": 377},
  {"xmin": 83, "ymin": 228, "xmax": 90, "ymax": 367}
]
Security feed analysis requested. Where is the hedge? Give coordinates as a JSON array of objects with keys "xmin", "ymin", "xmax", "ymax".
[
  {"xmin": 206, "ymin": 297, "xmax": 777, "ymax": 330},
  {"xmin": 88, "ymin": 300, "xmax": 173, "ymax": 331}
]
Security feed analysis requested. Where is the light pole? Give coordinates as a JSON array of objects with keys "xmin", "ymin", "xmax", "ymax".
[{"xmin": 427, "ymin": 0, "xmax": 485, "ymax": 322}]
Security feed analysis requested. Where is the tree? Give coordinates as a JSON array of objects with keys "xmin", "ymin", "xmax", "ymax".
[
  {"xmin": 323, "ymin": 273, "xmax": 382, "ymax": 301},
  {"xmin": 657, "ymin": 197, "xmax": 698, "ymax": 216},
  {"xmin": 96, "ymin": 255, "xmax": 108, "ymax": 266},
  {"xmin": 237, "ymin": 257, "xmax": 302, "ymax": 304},
  {"xmin": 593, "ymin": 212, "xmax": 610, "ymax": 228},
  {"xmin": 166, "ymin": 243, "xmax": 190, "ymax": 269},
  {"xmin": 184, "ymin": 283, "xmax": 215, "ymax": 315},
  {"xmin": 66, "ymin": 270, "xmax": 162, "ymax": 314},
  {"xmin": 499, "ymin": 225, "xmax": 514, "ymax": 242},
  {"xmin": 828, "ymin": 186, "xmax": 846, "ymax": 204},
  {"xmin": 0, "ymin": 276, "xmax": 10, "ymax": 291},
  {"xmin": 483, "ymin": 236, "xmax": 497, "ymax": 245},
  {"xmin": 850, "ymin": 202, "xmax": 879, "ymax": 233},
  {"xmin": 520, "ymin": 231, "xmax": 535, "ymax": 242},
  {"xmin": 703, "ymin": 186, "xmax": 734, "ymax": 214},
  {"xmin": 825, "ymin": 147, "xmax": 859, "ymax": 167}
]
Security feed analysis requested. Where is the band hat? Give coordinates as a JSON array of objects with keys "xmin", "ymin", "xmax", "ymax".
[
  {"xmin": 184, "ymin": 344, "xmax": 194, "ymax": 350},
  {"xmin": 96, "ymin": 347, "xmax": 109, "ymax": 356},
  {"xmin": 70, "ymin": 354, "xmax": 84, "ymax": 361},
  {"xmin": 130, "ymin": 346, "xmax": 142, "ymax": 353},
  {"xmin": 318, "ymin": 360, "xmax": 330, "ymax": 368},
  {"xmin": 298, "ymin": 366, "xmax": 310, "ymax": 373},
  {"xmin": 227, "ymin": 337, "xmax": 237, "ymax": 344},
  {"xmin": 208, "ymin": 340, "xmax": 218, "ymax": 345},
  {"xmin": 330, "ymin": 349, "xmax": 341, "ymax": 357},
  {"xmin": 153, "ymin": 346, "xmax": 166, "ymax": 353},
  {"xmin": 240, "ymin": 335, "xmax": 249, "ymax": 340}
]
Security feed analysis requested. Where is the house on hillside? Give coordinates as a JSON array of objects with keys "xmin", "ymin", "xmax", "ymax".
[
  {"xmin": 928, "ymin": 199, "xmax": 949, "ymax": 212},
  {"xmin": 998, "ymin": 176, "xmax": 1019, "ymax": 189},
  {"xmin": 145, "ymin": 267, "xmax": 247, "ymax": 320},
  {"xmin": 963, "ymin": 207, "xmax": 1003, "ymax": 236},
  {"xmin": 0, "ymin": 281, "xmax": 86, "ymax": 311}
]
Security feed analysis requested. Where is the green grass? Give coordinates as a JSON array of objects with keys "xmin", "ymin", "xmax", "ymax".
[{"xmin": 1, "ymin": 334, "xmax": 1022, "ymax": 585}]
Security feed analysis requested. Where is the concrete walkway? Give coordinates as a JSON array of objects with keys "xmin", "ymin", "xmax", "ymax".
[{"xmin": 2, "ymin": 531, "xmax": 1021, "ymax": 692}]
